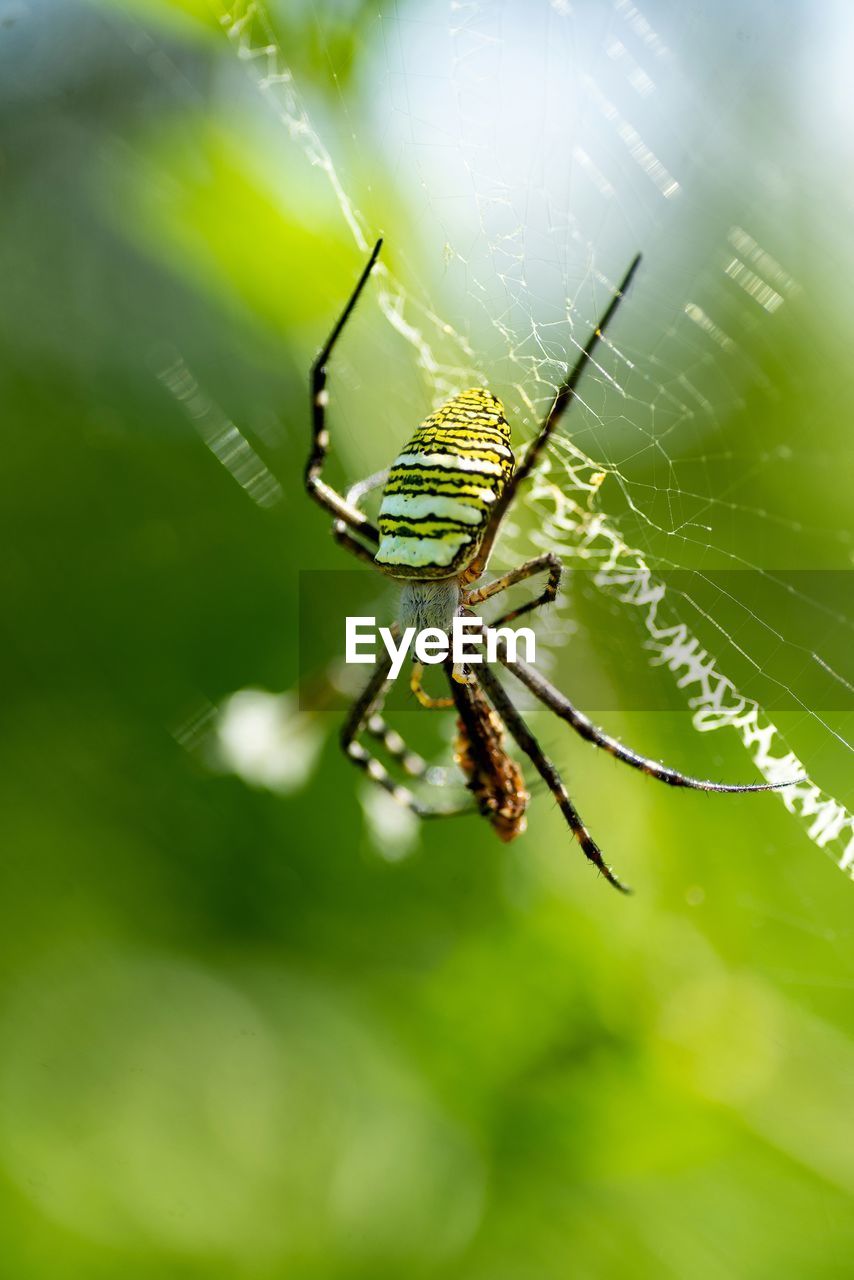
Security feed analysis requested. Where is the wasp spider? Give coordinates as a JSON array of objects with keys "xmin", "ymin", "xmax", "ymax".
[{"xmin": 305, "ymin": 240, "xmax": 793, "ymax": 892}]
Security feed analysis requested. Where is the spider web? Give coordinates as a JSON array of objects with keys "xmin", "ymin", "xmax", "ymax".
[{"xmin": 213, "ymin": 0, "xmax": 854, "ymax": 879}]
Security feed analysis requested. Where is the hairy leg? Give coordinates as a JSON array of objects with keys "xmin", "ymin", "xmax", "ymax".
[
  {"xmin": 464, "ymin": 253, "xmax": 641, "ymax": 579},
  {"xmin": 477, "ymin": 663, "xmax": 629, "ymax": 892},
  {"xmin": 305, "ymin": 240, "xmax": 384, "ymax": 541},
  {"xmin": 331, "ymin": 469, "xmax": 391, "ymax": 563},
  {"xmin": 341, "ymin": 654, "xmax": 472, "ymax": 817},
  {"xmin": 497, "ymin": 646, "xmax": 799, "ymax": 792},
  {"xmin": 463, "ymin": 552, "xmax": 562, "ymax": 626}
]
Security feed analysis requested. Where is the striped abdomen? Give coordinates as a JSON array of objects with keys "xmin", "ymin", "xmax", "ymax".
[{"xmin": 375, "ymin": 388, "xmax": 514, "ymax": 578}]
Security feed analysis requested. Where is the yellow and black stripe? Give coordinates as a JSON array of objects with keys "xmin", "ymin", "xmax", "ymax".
[{"xmin": 375, "ymin": 388, "xmax": 514, "ymax": 577}]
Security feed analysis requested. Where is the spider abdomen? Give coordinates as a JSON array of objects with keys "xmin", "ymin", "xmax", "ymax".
[{"xmin": 375, "ymin": 388, "xmax": 514, "ymax": 578}]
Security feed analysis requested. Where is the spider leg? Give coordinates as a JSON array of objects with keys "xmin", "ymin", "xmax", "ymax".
[
  {"xmin": 332, "ymin": 469, "xmax": 392, "ymax": 564},
  {"xmin": 476, "ymin": 662, "xmax": 630, "ymax": 892},
  {"xmin": 333, "ymin": 523, "xmax": 378, "ymax": 565},
  {"xmin": 306, "ymin": 239, "xmax": 384, "ymax": 542},
  {"xmin": 364, "ymin": 712, "xmax": 429, "ymax": 779},
  {"xmin": 346, "ymin": 468, "xmax": 390, "ymax": 510},
  {"xmin": 463, "ymin": 552, "xmax": 562, "ymax": 626},
  {"xmin": 465, "ymin": 253, "xmax": 641, "ymax": 581},
  {"xmin": 497, "ymin": 646, "xmax": 800, "ymax": 792},
  {"xmin": 341, "ymin": 652, "xmax": 474, "ymax": 818}
]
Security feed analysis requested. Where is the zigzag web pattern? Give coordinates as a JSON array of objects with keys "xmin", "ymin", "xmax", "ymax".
[{"xmin": 215, "ymin": 1, "xmax": 853, "ymax": 879}]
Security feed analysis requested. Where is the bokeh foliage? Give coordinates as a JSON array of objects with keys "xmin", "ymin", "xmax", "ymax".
[{"xmin": 0, "ymin": 2, "xmax": 851, "ymax": 1277}]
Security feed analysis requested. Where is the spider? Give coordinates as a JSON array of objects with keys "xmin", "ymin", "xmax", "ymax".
[{"xmin": 305, "ymin": 239, "xmax": 791, "ymax": 892}]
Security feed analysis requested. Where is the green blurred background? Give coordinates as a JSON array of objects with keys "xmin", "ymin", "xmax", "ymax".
[{"xmin": 1, "ymin": 1, "xmax": 852, "ymax": 1276}]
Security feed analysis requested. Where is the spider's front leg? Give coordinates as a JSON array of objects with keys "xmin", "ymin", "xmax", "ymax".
[
  {"xmin": 340, "ymin": 651, "xmax": 474, "ymax": 819},
  {"xmin": 364, "ymin": 711, "xmax": 430, "ymax": 780},
  {"xmin": 499, "ymin": 647, "xmax": 801, "ymax": 793}
]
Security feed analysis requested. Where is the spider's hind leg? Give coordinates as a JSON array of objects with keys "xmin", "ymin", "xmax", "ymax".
[
  {"xmin": 463, "ymin": 551, "xmax": 562, "ymax": 627},
  {"xmin": 306, "ymin": 240, "xmax": 384, "ymax": 542},
  {"xmin": 333, "ymin": 522, "xmax": 378, "ymax": 565},
  {"xmin": 331, "ymin": 471, "xmax": 392, "ymax": 564}
]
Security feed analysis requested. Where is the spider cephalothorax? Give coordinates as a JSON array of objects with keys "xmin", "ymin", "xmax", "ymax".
[{"xmin": 304, "ymin": 239, "xmax": 794, "ymax": 892}]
